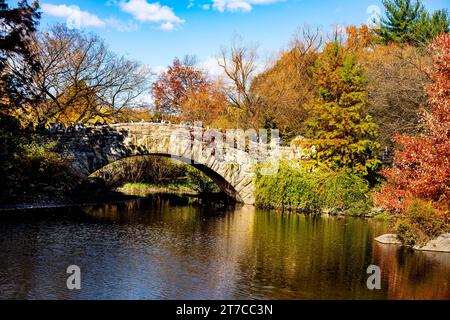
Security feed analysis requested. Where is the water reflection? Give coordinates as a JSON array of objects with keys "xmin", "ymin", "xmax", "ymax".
[
  {"xmin": 375, "ymin": 243, "xmax": 450, "ymax": 299},
  {"xmin": 0, "ymin": 196, "xmax": 449, "ymax": 299}
]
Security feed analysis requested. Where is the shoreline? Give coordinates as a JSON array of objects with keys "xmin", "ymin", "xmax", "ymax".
[
  {"xmin": 0, "ymin": 193, "xmax": 142, "ymax": 212},
  {"xmin": 0, "ymin": 188, "xmax": 228, "ymax": 212},
  {"xmin": 375, "ymin": 233, "xmax": 450, "ymax": 254}
]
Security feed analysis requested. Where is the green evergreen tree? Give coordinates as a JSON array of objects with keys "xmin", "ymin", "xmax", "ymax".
[
  {"xmin": 305, "ymin": 42, "xmax": 380, "ymax": 178},
  {"xmin": 412, "ymin": 9, "xmax": 449, "ymax": 44},
  {"xmin": 376, "ymin": 0, "xmax": 449, "ymax": 45}
]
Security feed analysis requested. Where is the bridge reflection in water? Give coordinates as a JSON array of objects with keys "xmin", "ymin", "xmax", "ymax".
[{"xmin": 0, "ymin": 196, "xmax": 449, "ymax": 300}]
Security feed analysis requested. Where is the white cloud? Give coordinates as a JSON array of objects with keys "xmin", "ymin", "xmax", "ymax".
[
  {"xmin": 119, "ymin": 0, "xmax": 184, "ymax": 30},
  {"xmin": 42, "ymin": 3, "xmax": 105, "ymax": 28},
  {"xmin": 160, "ymin": 22, "xmax": 175, "ymax": 31},
  {"xmin": 201, "ymin": 4, "xmax": 211, "ymax": 10},
  {"xmin": 211, "ymin": 0, "xmax": 283, "ymax": 12},
  {"xmin": 42, "ymin": 3, "xmax": 139, "ymax": 32}
]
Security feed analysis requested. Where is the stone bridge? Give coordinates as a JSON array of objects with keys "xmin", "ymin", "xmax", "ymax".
[{"xmin": 47, "ymin": 123, "xmax": 304, "ymax": 204}]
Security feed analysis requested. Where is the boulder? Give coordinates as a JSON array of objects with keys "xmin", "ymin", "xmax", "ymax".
[
  {"xmin": 375, "ymin": 233, "xmax": 450, "ymax": 253},
  {"xmin": 374, "ymin": 234, "xmax": 402, "ymax": 245},
  {"xmin": 417, "ymin": 233, "xmax": 450, "ymax": 253}
]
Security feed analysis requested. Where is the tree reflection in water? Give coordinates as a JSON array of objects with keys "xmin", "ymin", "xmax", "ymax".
[{"xmin": 0, "ymin": 196, "xmax": 449, "ymax": 299}]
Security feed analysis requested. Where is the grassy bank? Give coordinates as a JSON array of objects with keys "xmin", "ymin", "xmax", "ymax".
[
  {"xmin": 255, "ymin": 161, "xmax": 373, "ymax": 216},
  {"xmin": 117, "ymin": 182, "xmax": 201, "ymax": 197}
]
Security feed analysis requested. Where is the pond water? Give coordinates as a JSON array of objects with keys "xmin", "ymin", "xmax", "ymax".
[{"xmin": 0, "ymin": 195, "xmax": 449, "ymax": 300}]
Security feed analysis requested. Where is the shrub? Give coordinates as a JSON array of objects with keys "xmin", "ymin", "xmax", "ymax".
[
  {"xmin": 396, "ymin": 222, "xmax": 417, "ymax": 247},
  {"xmin": 255, "ymin": 161, "xmax": 372, "ymax": 215},
  {"xmin": 0, "ymin": 115, "xmax": 77, "ymax": 198},
  {"xmin": 395, "ymin": 199, "xmax": 449, "ymax": 247},
  {"xmin": 13, "ymin": 137, "xmax": 75, "ymax": 195}
]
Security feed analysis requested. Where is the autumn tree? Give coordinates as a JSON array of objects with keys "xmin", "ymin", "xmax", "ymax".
[
  {"xmin": 251, "ymin": 26, "xmax": 321, "ymax": 141},
  {"xmin": 56, "ymin": 80, "xmax": 98, "ymax": 124},
  {"xmin": 376, "ymin": 0, "xmax": 449, "ymax": 46},
  {"xmin": 363, "ymin": 44, "xmax": 431, "ymax": 155},
  {"xmin": 151, "ymin": 57, "xmax": 208, "ymax": 116},
  {"xmin": 344, "ymin": 25, "xmax": 379, "ymax": 54},
  {"xmin": 8, "ymin": 25, "xmax": 152, "ymax": 125},
  {"xmin": 218, "ymin": 37, "xmax": 261, "ymax": 129},
  {"xmin": 375, "ymin": 33, "xmax": 450, "ymax": 212},
  {"xmin": 343, "ymin": 25, "xmax": 432, "ymax": 157},
  {"xmin": 0, "ymin": 0, "xmax": 41, "ymax": 110},
  {"xmin": 180, "ymin": 80, "xmax": 228, "ymax": 126},
  {"xmin": 304, "ymin": 42, "xmax": 380, "ymax": 178}
]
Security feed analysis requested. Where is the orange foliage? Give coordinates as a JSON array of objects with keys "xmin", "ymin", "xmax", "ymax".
[
  {"xmin": 180, "ymin": 81, "xmax": 229, "ymax": 126},
  {"xmin": 345, "ymin": 24, "xmax": 379, "ymax": 53}
]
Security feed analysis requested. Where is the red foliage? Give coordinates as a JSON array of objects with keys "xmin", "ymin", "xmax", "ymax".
[
  {"xmin": 151, "ymin": 58, "xmax": 208, "ymax": 115},
  {"xmin": 375, "ymin": 33, "xmax": 450, "ymax": 212}
]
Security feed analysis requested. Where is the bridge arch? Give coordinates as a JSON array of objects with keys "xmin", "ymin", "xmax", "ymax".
[
  {"xmin": 53, "ymin": 123, "xmax": 256, "ymax": 204},
  {"xmin": 90, "ymin": 153, "xmax": 244, "ymax": 202}
]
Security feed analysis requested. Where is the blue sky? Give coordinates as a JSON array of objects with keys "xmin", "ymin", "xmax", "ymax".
[{"xmin": 26, "ymin": 0, "xmax": 449, "ymax": 72}]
